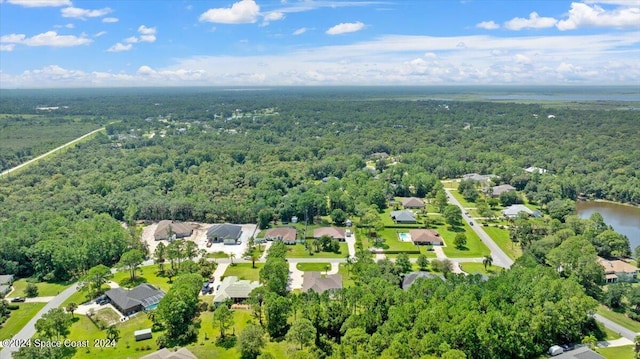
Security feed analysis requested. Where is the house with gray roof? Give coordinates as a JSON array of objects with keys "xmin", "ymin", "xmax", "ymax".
[
  {"xmin": 302, "ymin": 272, "xmax": 343, "ymax": 294},
  {"xmin": 552, "ymin": 346, "xmax": 604, "ymax": 359},
  {"xmin": 401, "ymin": 272, "xmax": 445, "ymax": 290},
  {"xmin": 0, "ymin": 275, "xmax": 14, "ymax": 296},
  {"xmin": 207, "ymin": 223, "xmax": 242, "ymax": 245},
  {"xmin": 154, "ymin": 220, "xmax": 193, "ymax": 241},
  {"xmin": 462, "ymin": 173, "xmax": 497, "ymax": 183},
  {"xmin": 390, "ymin": 210, "xmax": 416, "ymax": 224},
  {"xmin": 484, "ymin": 184, "xmax": 516, "ymax": 197},
  {"xmin": 502, "ymin": 204, "xmax": 540, "ymax": 218},
  {"xmin": 105, "ymin": 283, "xmax": 165, "ymax": 316},
  {"xmin": 213, "ymin": 276, "xmax": 261, "ymax": 305},
  {"xmin": 141, "ymin": 348, "xmax": 197, "ymax": 359}
]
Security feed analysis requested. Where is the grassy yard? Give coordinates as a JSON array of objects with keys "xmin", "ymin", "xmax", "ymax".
[
  {"xmin": 69, "ymin": 312, "xmax": 159, "ymax": 359},
  {"xmin": 285, "ymin": 243, "xmax": 348, "ymax": 258},
  {"xmin": 483, "ymin": 226, "xmax": 522, "ymax": 260},
  {"xmin": 338, "ymin": 263, "xmax": 356, "ymax": 288},
  {"xmin": 223, "ymin": 263, "xmax": 264, "ymax": 281},
  {"xmin": 459, "ymin": 262, "xmax": 504, "ymax": 276},
  {"xmin": 596, "ymin": 305, "xmax": 640, "ymax": 332},
  {"xmin": 597, "ymin": 345, "xmax": 635, "ymax": 359},
  {"xmin": 112, "ymin": 265, "xmax": 173, "ymax": 292},
  {"xmin": 10, "ymin": 279, "xmax": 73, "ymax": 297},
  {"xmin": 441, "ymin": 180, "xmax": 459, "ymax": 189},
  {"xmin": 439, "ymin": 223, "xmax": 490, "ymax": 258},
  {"xmin": 0, "ymin": 302, "xmax": 45, "ymax": 341},
  {"xmin": 296, "ymin": 262, "xmax": 331, "ymax": 272},
  {"xmin": 207, "ymin": 251, "xmax": 230, "ymax": 259},
  {"xmin": 449, "ymin": 189, "xmax": 476, "ymax": 209}
]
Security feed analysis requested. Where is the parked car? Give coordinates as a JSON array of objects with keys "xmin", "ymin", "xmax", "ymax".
[
  {"xmin": 469, "ymin": 221, "xmax": 474, "ymax": 226},
  {"xmin": 11, "ymin": 297, "xmax": 25, "ymax": 302}
]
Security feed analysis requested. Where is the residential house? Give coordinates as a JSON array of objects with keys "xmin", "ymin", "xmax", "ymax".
[
  {"xmin": 314, "ymin": 227, "xmax": 346, "ymax": 241},
  {"xmin": 409, "ymin": 229, "xmax": 443, "ymax": 246},
  {"xmin": 302, "ymin": 272, "xmax": 343, "ymax": 294},
  {"xmin": 369, "ymin": 152, "xmax": 389, "ymax": 160},
  {"xmin": 552, "ymin": 346, "xmax": 604, "ymax": 359},
  {"xmin": 153, "ymin": 220, "xmax": 193, "ymax": 241},
  {"xmin": 141, "ymin": 348, "xmax": 197, "ymax": 359},
  {"xmin": 213, "ymin": 276, "xmax": 261, "ymax": 305},
  {"xmin": 597, "ymin": 257, "xmax": 639, "ymax": 283},
  {"xmin": 0, "ymin": 274, "xmax": 14, "ymax": 296},
  {"xmin": 207, "ymin": 223, "xmax": 242, "ymax": 245},
  {"xmin": 401, "ymin": 197, "xmax": 425, "ymax": 209},
  {"xmin": 401, "ymin": 272, "xmax": 444, "ymax": 290},
  {"xmin": 502, "ymin": 204, "xmax": 541, "ymax": 218},
  {"xmin": 462, "ymin": 173, "xmax": 496, "ymax": 183},
  {"xmin": 265, "ymin": 227, "xmax": 297, "ymax": 245},
  {"xmin": 390, "ymin": 210, "xmax": 416, "ymax": 224},
  {"xmin": 524, "ymin": 166, "xmax": 548, "ymax": 174},
  {"xmin": 484, "ymin": 184, "xmax": 516, "ymax": 197},
  {"xmin": 105, "ymin": 284, "xmax": 165, "ymax": 316}
]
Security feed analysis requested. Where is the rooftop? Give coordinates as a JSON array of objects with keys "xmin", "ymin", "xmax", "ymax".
[
  {"xmin": 597, "ymin": 257, "xmax": 639, "ymax": 274},
  {"xmin": 213, "ymin": 276, "xmax": 261, "ymax": 303},
  {"xmin": 154, "ymin": 220, "xmax": 193, "ymax": 240},
  {"xmin": 207, "ymin": 223, "xmax": 242, "ymax": 239},
  {"xmin": 265, "ymin": 227, "xmax": 297, "ymax": 242},
  {"xmin": 313, "ymin": 227, "xmax": 346, "ymax": 239},
  {"xmin": 409, "ymin": 229, "xmax": 442, "ymax": 244},
  {"xmin": 302, "ymin": 272, "xmax": 343, "ymax": 294},
  {"xmin": 401, "ymin": 197, "xmax": 425, "ymax": 208}
]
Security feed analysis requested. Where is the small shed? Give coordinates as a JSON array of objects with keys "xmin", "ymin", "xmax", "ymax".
[{"xmin": 134, "ymin": 328, "xmax": 153, "ymax": 341}]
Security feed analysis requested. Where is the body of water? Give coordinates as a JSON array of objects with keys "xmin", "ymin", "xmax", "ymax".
[{"xmin": 576, "ymin": 201, "xmax": 640, "ymax": 251}]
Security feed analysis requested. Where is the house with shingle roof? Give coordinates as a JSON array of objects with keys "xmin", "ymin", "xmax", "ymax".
[
  {"xmin": 598, "ymin": 257, "xmax": 639, "ymax": 283},
  {"xmin": 502, "ymin": 204, "xmax": 538, "ymax": 218},
  {"xmin": 313, "ymin": 227, "xmax": 346, "ymax": 241},
  {"xmin": 302, "ymin": 272, "xmax": 343, "ymax": 294},
  {"xmin": 390, "ymin": 210, "xmax": 416, "ymax": 224},
  {"xmin": 141, "ymin": 347, "xmax": 197, "ymax": 359},
  {"xmin": 105, "ymin": 284, "xmax": 165, "ymax": 316},
  {"xmin": 462, "ymin": 173, "xmax": 496, "ymax": 183},
  {"xmin": 265, "ymin": 227, "xmax": 297, "ymax": 244},
  {"xmin": 154, "ymin": 220, "xmax": 193, "ymax": 241},
  {"xmin": 484, "ymin": 184, "xmax": 516, "ymax": 197},
  {"xmin": 401, "ymin": 272, "xmax": 444, "ymax": 290},
  {"xmin": 213, "ymin": 276, "xmax": 261, "ymax": 305},
  {"xmin": 401, "ymin": 197, "xmax": 425, "ymax": 209},
  {"xmin": 409, "ymin": 229, "xmax": 443, "ymax": 245},
  {"xmin": 207, "ymin": 223, "xmax": 242, "ymax": 245}
]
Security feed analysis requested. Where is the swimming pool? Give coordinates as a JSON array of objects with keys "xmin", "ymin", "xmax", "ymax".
[{"xmin": 398, "ymin": 232, "xmax": 412, "ymax": 242}]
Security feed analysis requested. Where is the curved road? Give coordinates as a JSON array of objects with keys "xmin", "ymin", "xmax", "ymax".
[
  {"xmin": 0, "ymin": 127, "xmax": 105, "ymax": 178},
  {"xmin": 445, "ymin": 189, "xmax": 514, "ymax": 268}
]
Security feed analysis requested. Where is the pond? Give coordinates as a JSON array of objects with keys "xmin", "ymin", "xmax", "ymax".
[{"xmin": 576, "ymin": 201, "xmax": 640, "ymax": 251}]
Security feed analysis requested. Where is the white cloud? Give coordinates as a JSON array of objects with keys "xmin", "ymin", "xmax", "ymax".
[
  {"xmin": 0, "ymin": 44, "xmax": 16, "ymax": 52},
  {"xmin": 107, "ymin": 43, "xmax": 132, "ymax": 52},
  {"xmin": 199, "ymin": 0, "xmax": 260, "ymax": 24},
  {"xmin": 94, "ymin": 31, "xmax": 107, "ymax": 37},
  {"xmin": 504, "ymin": 12, "xmax": 558, "ymax": 30},
  {"xmin": 61, "ymin": 6, "xmax": 112, "ymax": 20},
  {"xmin": 102, "ymin": 17, "xmax": 119, "ymax": 23},
  {"xmin": 293, "ymin": 27, "xmax": 308, "ymax": 35},
  {"xmin": 513, "ymin": 53, "xmax": 532, "ymax": 64},
  {"xmin": 583, "ymin": 0, "xmax": 640, "ymax": 5},
  {"xmin": 124, "ymin": 36, "xmax": 139, "ymax": 43},
  {"xmin": 0, "ymin": 31, "xmax": 91, "ymax": 47},
  {"xmin": 326, "ymin": 21, "xmax": 365, "ymax": 35},
  {"xmin": 262, "ymin": 11, "xmax": 284, "ymax": 25},
  {"xmin": 557, "ymin": 2, "xmax": 640, "ymax": 30},
  {"xmin": 138, "ymin": 25, "xmax": 156, "ymax": 43},
  {"xmin": 6, "ymin": 0, "xmax": 70, "ymax": 7},
  {"xmin": 65, "ymin": 23, "xmax": 74, "ymax": 29},
  {"xmin": 476, "ymin": 21, "xmax": 499, "ymax": 30}
]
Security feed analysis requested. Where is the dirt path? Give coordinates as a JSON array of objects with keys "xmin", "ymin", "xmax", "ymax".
[{"xmin": 0, "ymin": 127, "xmax": 104, "ymax": 178}]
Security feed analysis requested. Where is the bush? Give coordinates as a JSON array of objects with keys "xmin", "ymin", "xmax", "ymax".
[
  {"xmin": 7, "ymin": 304, "xmax": 19, "ymax": 310},
  {"xmin": 382, "ymin": 250, "xmax": 420, "ymax": 255}
]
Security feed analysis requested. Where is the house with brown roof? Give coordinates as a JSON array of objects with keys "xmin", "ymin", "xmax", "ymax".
[
  {"xmin": 409, "ymin": 229, "xmax": 443, "ymax": 245},
  {"xmin": 401, "ymin": 197, "xmax": 425, "ymax": 209},
  {"xmin": 597, "ymin": 257, "xmax": 639, "ymax": 283},
  {"xmin": 154, "ymin": 220, "xmax": 193, "ymax": 241},
  {"xmin": 314, "ymin": 227, "xmax": 346, "ymax": 241},
  {"xmin": 141, "ymin": 348, "xmax": 197, "ymax": 359},
  {"xmin": 265, "ymin": 227, "xmax": 297, "ymax": 244},
  {"xmin": 302, "ymin": 272, "xmax": 343, "ymax": 294}
]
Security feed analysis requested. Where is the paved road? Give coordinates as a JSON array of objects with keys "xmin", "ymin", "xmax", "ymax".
[
  {"xmin": 0, "ymin": 127, "xmax": 105, "ymax": 179},
  {"xmin": 445, "ymin": 189, "xmax": 514, "ymax": 268},
  {"xmin": 594, "ymin": 314, "xmax": 639, "ymax": 342},
  {"xmin": 0, "ymin": 284, "xmax": 79, "ymax": 359}
]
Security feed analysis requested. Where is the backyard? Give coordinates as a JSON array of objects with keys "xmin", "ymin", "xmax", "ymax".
[
  {"xmin": 285, "ymin": 242, "xmax": 349, "ymax": 258},
  {"xmin": 9, "ymin": 279, "xmax": 72, "ymax": 297},
  {"xmin": 438, "ymin": 222, "xmax": 490, "ymax": 258},
  {"xmin": 296, "ymin": 262, "xmax": 332, "ymax": 272},
  {"xmin": 459, "ymin": 262, "xmax": 504, "ymax": 276},
  {"xmin": 223, "ymin": 263, "xmax": 264, "ymax": 281},
  {"xmin": 111, "ymin": 265, "xmax": 173, "ymax": 292}
]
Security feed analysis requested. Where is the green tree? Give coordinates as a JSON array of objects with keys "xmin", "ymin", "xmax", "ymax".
[
  {"xmin": 155, "ymin": 273, "xmax": 201, "ymax": 346},
  {"xmin": 482, "ymin": 255, "xmax": 493, "ymax": 271},
  {"xmin": 331, "ymin": 208, "xmax": 347, "ymax": 226},
  {"xmin": 265, "ymin": 294, "xmax": 290, "ymax": 339},
  {"xmin": 454, "ymin": 232, "xmax": 467, "ymax": 249},
  {"xmin": 154, "ymin": 242, "xmax": 166, "ymax": 274},
  {"xmin": 106, "ymin": 325, "xmax": 120, "ymax": 342},
  {"xmin": 547, "ymin": 236, "xmax": 604, "ymax": 298},
  {"xmin": 442, "ymin": 349, "xmax": 467, "ymax": 359},
  {"xmin": 416, "ymin": 254, "xmax": 429, "ymax": 271},
  {"xmin": 546, "ymin": 199, "xmax": 576, "ymax": 222},
  {"xmin": 435, "ymin": 191, "xmax": 448, "ymax": 213},
  {"xmin": 395, "ymin": 252, "xmax": 412, "ymax": 273},
  {"xmin": 25, "ymin": 283, "xmax": 38, "ymax": 297},
  {"xmin": 213, "ymin": 304, "xmax": 234, "ymax": 339},
  {"xmin": 117, "ymin": 249, "xmax": 144, "ymax": 282},
  {"xmin": 286, "ymin": 318, "xmax": 316, "ymax": 350},
  {"xmin": 343, "ymin": 327, "xmax": 369, "ymax": 355},
  {"xmin": 35, "ymin": 308, "xmax": 73, "ymax": 341},
  {"xmin": 79, "ymin": 264, "xmax": 112, "ymax": 299},
  {"xmin": 444, "ymin": 205, "xmax": 462, "ymax": 226},
  {"xmin": 258, "ymin": 208, "xmax": 273, "ymax": 230},
  {"xmin": 603, "ymin": 282, "xmax": 629, "ymax": 310},
  {"xmin": 65, "ymin": 302, "xmax": 78, "ymax": 317},
  {"xmin": 239, "ymin": 324, "xmax": 266, "ymax": 359}
]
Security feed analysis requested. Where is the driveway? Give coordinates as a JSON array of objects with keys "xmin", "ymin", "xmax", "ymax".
[{"xmin": 345, "ymin": 231, "xmax": 356, "ymax": 258}]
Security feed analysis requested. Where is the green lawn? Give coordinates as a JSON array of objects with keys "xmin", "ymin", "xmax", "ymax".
[
  {"xmin": 62, "ymin": 287, "xmax": 100, "ymax": 307},
  {"xmin": 603, "ymin": 326, "xmax": 622, "ymax": 340},
  {"xmin": 441, "ymin": 180, "xmax": 459, "ymax": 189},
  {"xmin": 296, "ymin": 262, "xmax": 331, "ymax": 272},
  {"xmin": 439, "ymin": 223, "xmax": 490, "ymax": 258},
  {"xmin": 483, "ymin": 226, "xmax": 522, "ymax": 260},
  {"xmin": 0, "ymin": 302, "xmax": 45, "ymax": 341},
  {"xmin": 596, "ymin": 306, "xmax": 640, "ymax": 332},
  {"xmin": 223, "ymin": 263, "xmax": 264, "ymax": 281},
  {"xmin": 449, "ymin": 190, "xmax": 476, "ymax": 209},
  {"xmin": 285, "ymin": 242, "xmax": 348, "ymax": 258},
  {"xmin": 207, "ymin": 251, "xmax": 230, "ymax": 259},
  {"xmin": 597, "ymin": 345, "xmax": 635, "ymax": 359},
  {"xmin": 112, "ymin": 265, "xmax": 173, "ymax": 292},
  {"xmin": 338, "ymin": 263, "xmax": 356, "ymax": 288},
  {"xmin": 459, "ymin": 262, "xmax": 504, "ymax": 276},
  {"xmin": 10, "ymin": 278, "xmax": 72, "ymax": 297},
  {"xmin": 70, "ymin": 312, "xmax": 160, "ymax": 359}
]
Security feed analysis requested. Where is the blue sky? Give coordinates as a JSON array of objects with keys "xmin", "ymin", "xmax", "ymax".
[{"xmin": 0, "ymin": 0, "xmax": 639, "ymax": 87}]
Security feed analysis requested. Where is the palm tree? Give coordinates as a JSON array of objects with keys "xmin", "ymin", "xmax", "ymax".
[
  {"xmin": 634, "ymin": 335, "xmax": 640, "ymax": 354},
  {"xmin": 154, "ymin": 242, "xmax": 166, "ymax": 274},
  {"xmin": 482, "ymin": 254, "xmax": 494, "ymax": 271},
  {"xmin": 106, "ymin": 325, "xmax": 120, "ymax": 342},
  {"xmin": 229, "ymin": 252, "xmax": 236, "ymax": 266},
  {"xmin": 66, "ymin": 302, "xmax": 78, "ymax": 317}
]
